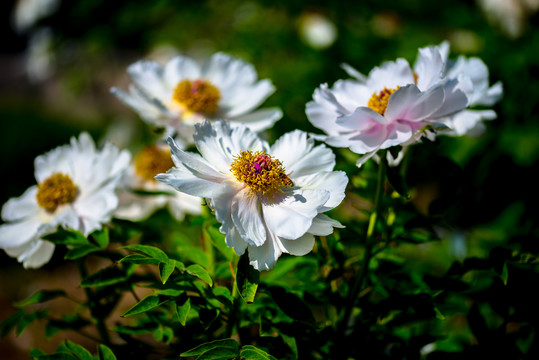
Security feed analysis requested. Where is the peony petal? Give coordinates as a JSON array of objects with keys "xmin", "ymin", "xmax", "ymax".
[
  {"xmin": 1, "ymin": 186, "xmax": 40, "ymax": 222},
  {"xmin": 384, "ymin": 84, "xmax": 444, "ymax": 122},
  {"xmin": 228, "ymin": 108, "xmax": 282, "ymax": 133},
  {"xmin": 263, "ymin": 189, "xmax": 330, "ymax": 240},
  {"xmin": 307, "ymin": 214, "xmax": 344, "ymax": 236},
  {"xmin": 231, "ymin": 188, "xmax": 266, "ymax": 247},
  {"xmin": 277, "ymin": 232, "xmax": 315, "ymax": 256},
  {"xmin": 221, "ymin": 79, "xmax": 276, "ymax": 118},
  {"xmin": 163, "ymin": 56, "xmax": 201, "ymax": 89},
  {"xmin": 18, "ymin": 239, "xmax": 55, "ymax": 269},
  {"xmin": 271, "ymin": 130, "xmax": 335, "ymax": 177},
  {"xmin": 247, "ymin": 232, "xmax": 281, "ymax": 271},
  {"xmin": 293, "ymin": 171, "xmax": 348, "ymax": 211},
  {"xmin": 0, "ymin": 218, "xmax": 42, "ymax": 248},
  {"xmin": 127, "ymin": 60, "xmax": 170, "ymax": 103}
]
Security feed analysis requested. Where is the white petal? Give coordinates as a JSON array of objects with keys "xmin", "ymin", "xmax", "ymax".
[
  {"xmin": 228, "ymin": 108, "xmax": 282, "ymax": 133},
  {"xmin": 247, "ymin": 232, "xmax": 281, "ymax": 271},
  {"xmin": 221, "ymin": 79, "xmax": 276, "ymax": 118},
  {"xmin": 231, "ymin": 188, "xmax": 265, "ymax": 247},
  {"xmin": 167, "ymin": 192, "xmax": 203, "ymax": 220},
  {"xmin": 74, "ymin": 182, "xmax": 117, "ymax": 236},
  {"xmin": 277, "ymin": 232, "xmax": 315, "ymax": 256},
  {"xmin": 156, "ymin": 165, "xmax": 223, "ymax": 198},
  {"xmin": 127, "ymin": 60, "xmax": 170, "ymax": 102},
  {"xmin": 19, "ymin": 240, "xmax": 55, "ymax": 269},
  {"xmin": 413, "ymin": 45, "xmax": 445, "ymax": 91},
  {"xmin": 0, "ymin": 218, "xmax": 42, "ymax": 248},
  {"xmin": 307, "ymin": 214, "xmax": 344, "ymax": 236},
  {"xmin": 429, "ymin": 78, "xmax": 469, "ymax": 118},
  {"xmin": 367, "ymin": 58, "xmax": 415, "ymax": 91},
  {"xmin": 385, "ymin": 84, "xmax": 444, "ymax": 122},
  {"xmin": 1, "ymin": 186, "xmax": 40, "ymax": 222},
  {"xmin": 294, "ymin": 171, "xmax": 348, "ymax": 211},
  {"xmin": 163, "ymin": 55, "xmax": 201, "ymax": 88},
  {"xmin": 262, "ymin": 189, "xmax": 330, "ymax": 240},
  {"xmin": 271, "ymin": 130, "xmax": 336, "ymax": 177}
]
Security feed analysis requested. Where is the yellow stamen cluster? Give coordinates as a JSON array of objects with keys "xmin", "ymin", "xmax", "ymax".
[
  {"xmin": 172, "ymin": 79, "xmax": 221, "ymax": 114},
  {"xmin": 135, "ymin": 145, "xmax": 174, "ymax": 182},
  {"xmin": 230, "ymin": 150, "xmax": 293, "ymax": 196},
  {"xmin": 36, "ymin": 173, "xmax": 78, "ymax": 212},
  {"xmin": 367, "ymin": 86, "xmax": 398, "ymax": 115}
]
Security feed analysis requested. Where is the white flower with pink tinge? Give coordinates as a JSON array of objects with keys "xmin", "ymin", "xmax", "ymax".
[
  {"xmin": 306, "ymin": 43, "xmax": 472, "ymax": 166},
  {"xmin": 156, "ymin": 121, "xmax": 348, "ymax": 271},
  {"xmin": 0, "ymin": 133, "xmax": 131, "ymax": 268},
  {"xmin": 111, "ymin": 52, "xmax": 282, "ymax": 143}
]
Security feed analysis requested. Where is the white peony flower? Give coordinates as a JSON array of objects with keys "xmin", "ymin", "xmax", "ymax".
[
  {"xmin": 0, "ymin": 133, "xmax": 131, "ymax": 268},
  {"xmin": 429, "ymin": 41, "xmax": 503, "ymax": 136},
  {"xmin": 114, "ymin": 143, "xmax": 202, "ymax": 221},
  {"xmin": 111, "ymin": 52, "xmax": 282, "ymax": 143},
  {"xmin": 156, "ymin": 121, "xmax": 348, "ymax": 271}
]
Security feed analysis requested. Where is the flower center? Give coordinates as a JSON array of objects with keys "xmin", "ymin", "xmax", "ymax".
[
  {"xmin": 367, "ymin": 87, "xmax": 398, "ymax": 115},
  {"xmin": 172, "ymin": 79, "xmax": 221, "ymax": 114},
  {"xmin": 36, "ymin": 173, "xmax": 78, "ymax": 212},
  {"xmin": 230, "ymin": 151, "xmax": 293, "ymax": 196},
  {"xmin": 135, "ymin": 145, "xmax": 174, "ymax": 182}
]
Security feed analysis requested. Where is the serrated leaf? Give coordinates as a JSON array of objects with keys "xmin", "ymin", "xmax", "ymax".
[
  {"xmin": 181, "ymin": 338, "xmax": 239, "ymax": 357},
  {"xmin": 91, "ymin": 228, "xmax": 109, "ymax": 249},
  {"xmin": 159, "ymin": 259, "xmax": 176, "ymax": 284},
  {"xmin": 122, "ymin": 295, "xmax": 169, "ymax": 317},
  {"xmin": 64, "ymin": 341, "xmax": 92, "ymax": 360},
  {"xmin": 186, "ymin": 264, "xmax": 213, "ymax": 287},
  {"xmin": 80, "ymin": 266, "xmax": 127, "ymax": 287},
  {"xmin": 97, "ymin": 344, "xmax": 117, "ymax": 360},
  {"xmin": 14, "ymin": 290, "xmax": 66, "ymax": 308},
  {"xmin": 121, "ymin": 245, "xmax": 168, "ymax": 263},
  {"xmin": 64, "ymin": 245, "xmax": 100, "ymax": 260},
  {"xmin": 236, "ymin": 253, "xmax": 259, "ymax": 303},
  {"xmin": 240, "ymin": 345, "xmax": 277, "ymax": 360},
  {"xmin": 118, "ymin": 254, "xmax": 161, "ymax": 265},
  {"xmin": 175, "ymin": 295, "xmax": 191, "ymax": 326}
]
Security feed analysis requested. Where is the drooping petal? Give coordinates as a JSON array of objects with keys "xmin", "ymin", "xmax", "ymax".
[
  {"xmin": 277, "ymin": 232, "xmax": 316, "ymax": 256},
  {"xmin": 17, "ymin": 239, "xmax": 55, "ymax": 269},
  {"xmin": 262, "ymin": 189, "xmax": 330, "ymax": 240},
  {"xmin": 307, "ymin": 214, "xmax": 344, "ymax": 236},
  {"xmin": 247, "ymin": 231, "xmax": 281, "ymax": 271},
  {"xmin": 231, "ymin": 188, "xmax": 266, "ymax": 247}
]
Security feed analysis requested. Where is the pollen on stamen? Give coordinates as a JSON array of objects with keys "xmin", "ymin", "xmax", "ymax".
[
  {"xmin": 135, "ymin": 145, "xmax": 174, "ymax": 182},
  {"xmin": 172, "ymin": 79, "xmax": 221, "ymax": 114},
  {"xmin": 230, "ymin": 150, "xmax": 293, "ymax": 197},
  {"xmin": 367, "ymin": 86, "xmax": 399, "ymax": 115},
  {"xmin": 36, "ymin": 173, "xmax": 78, "ymax": 212}
]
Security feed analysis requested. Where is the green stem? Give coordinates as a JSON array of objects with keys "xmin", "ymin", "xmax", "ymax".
[
  {"xmin": 225, "ymin": 256, "xmax": 241, "ymax": 339},
  {"xmin": 76, "ymin": 260, "xmax": 111, "ymax": 346},
  {"xmin": 338, "ymin": 151, "xmax": 387, "ymax": 336}
]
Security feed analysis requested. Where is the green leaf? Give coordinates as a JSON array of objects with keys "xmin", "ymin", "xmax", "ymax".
[
  {"xmin": 181, "ymin": 338, "xmax": 239, "ymax": 357},
  {"xmin": 80, "ymin": 266, "xmax": 127, "ymax": 287},
  {"xmin": 175, "ymin": 295, "xmax": 191, "ymax": 326},
  {"xmin": 240, "ymin": 345, "xmax": 277, "ymax": 360},
  {"xmin": 43, "ymin": 229, "xmax": 88, "ymax": 246},
  {"xmin": 16, "ymin": 310, "xmax": 49, "ymax": 336},
  {"xmin": 195, "ymin": 347, "xmax": 238, "ymax": 360},
  {"xmin": 501, "ymin": 262, "xmax": 509, "ymax": 285},
  {"xmin": 204, "ymin": 225, "xmax": 236, "ymax": 262},
  {"xmin": 186, "ymin": 264, "xmax": 213, "ymax": 287},
  {"xmin": 35, "ymin": 353, "xmax": 79, "ymax": 360},
  {"xmin": 91, "ymin": 228, "xmax": 109, "ymax": 249},
  {"xmin": 64, "ymin": 245, "xmax": 100, "ymax": 260},
  {"xmin": 97, "ymin": 344, "xmax": 117, "ymax": 360},
  {"xmin": 118, "ymin": 254, "xmax": 161, "ymax": 265},
  {"xmin": 64, "ymin": 341, "xmax": 93, "ymax": 360},
  {"xmin": 236, "ymin": 253, "xmax": 259, "ymax": 303},
  {"xmin": 122, "ymin": 295, "xmax": 169, "ymax": 317},
  {"xmin": 0, "ymin": 310, "xmax": 24, "ymax": 337},
  {"xmin": 14, "ymin": 290, "xmax": 66, "ymax": 308},
  {"xmin": 159, "ymin": 259, "xmax": 176, "ymax": 284},
  {"xmin": 121, "ymin": 245, "xmax": 168, "ymax": 263},
  {"xmin": 265, "ymin": 286, "xmax": 316, "ymax": 327},
  {"xmin": 29, "ymin": 348, "xmax": 47, "ymax": 357}
]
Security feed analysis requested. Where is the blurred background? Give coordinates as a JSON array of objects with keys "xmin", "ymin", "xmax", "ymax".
[{"xmin": 1, "ymin": 0, "xmax": 538, "ymax": 358}]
